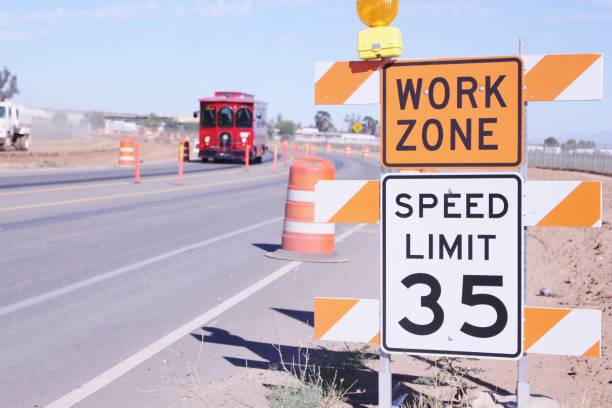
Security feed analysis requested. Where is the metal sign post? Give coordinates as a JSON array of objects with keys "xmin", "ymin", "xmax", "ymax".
[
  {"xmin": 516, "ymin": 37, "xmax": 531, "ymax": 408},
  {"xmin": 379, "ymin": 350, "xmax": 392, "ymax": 407}
]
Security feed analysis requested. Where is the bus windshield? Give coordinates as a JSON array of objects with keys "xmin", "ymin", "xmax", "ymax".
[
  {"xmin": 218, "ymin": 106, "xmax": 233, "ymax": 128},
  {"xmin": 200, "ymin": 106, "xmax": 216, "ymax": 128},
  {"xmin": 236, "ymin": 108, "xmax": 252, "ymax": 128}
]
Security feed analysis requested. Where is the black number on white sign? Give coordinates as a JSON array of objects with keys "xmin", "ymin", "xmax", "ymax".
[
  {"xmin": 460, "ymin": 275, "xmax": 508, "ymax": 338},
  {"xmin": 399, "ymin": 273, "xmax": 444, "ymax": 335},
  {"xmin": 398, "ymin": 274, "xmax": 508, "ymax": 338}
]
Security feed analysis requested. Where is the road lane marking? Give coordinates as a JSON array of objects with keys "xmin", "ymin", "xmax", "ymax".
[
  {"xmin": 0, "ymin": 217, "xmax": 284, "ymax": 317},
  {"xmin": 0, "ymin": 171, "xmax": 287, "ymax": 212},
  {"xmin": 0, "ymin": 163, "xmax": 275, "ymax": 197},
  {"xmin": 43, "ymin": 223, "xmax": 365, "ymax": 408}
]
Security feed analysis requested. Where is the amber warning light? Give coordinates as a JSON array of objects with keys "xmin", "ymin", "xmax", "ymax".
[{"xmin": 356, "ymin": 0, "xmax": 403, "ymax": 60}]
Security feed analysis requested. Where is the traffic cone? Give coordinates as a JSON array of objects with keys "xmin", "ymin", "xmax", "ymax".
[
  {"xmin": 180, "ymin": 140, "xmax": 190, "ymax": 162},
  {"xmin": 266, "ymin": 157, "xmax": 348, "ymax": 263},
  {"xmin": 362, "ymin": 145, "xmax": 370, "ymax": 158}
]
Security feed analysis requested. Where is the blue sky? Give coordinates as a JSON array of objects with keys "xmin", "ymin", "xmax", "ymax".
[{"xmin": 2, "ymin": 0, "xmax": 611, "ymax": 141}]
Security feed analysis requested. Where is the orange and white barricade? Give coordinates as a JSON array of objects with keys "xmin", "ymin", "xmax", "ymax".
[
  {"xmin": 118, "ymin": 140, "xmax": 136, "ymax": 167},
  {"xmin": 266, "ymin": 157, "xmax": 346, "ymax": 262},
  {"xmin": 325, "ymin": 143, "xmax": 332, "ymax": 153},
  {"xmin": 315, "ymin": 54, "xmax": 603, "ymax": 105},
  {"xmin": 314, "ymin": 298, "xmax": 601, "ymax": 357},
  {"xmin": 344, "ymin": 145, "xmax": 352, "ymax": 156},
  {"xmin": 314, "ymin": 180, "xmax": 602, "ymax": 227}
]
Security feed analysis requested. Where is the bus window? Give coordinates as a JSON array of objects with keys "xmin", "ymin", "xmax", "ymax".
[
  {"xmin": 0, "ymin": 107, "xmax": 5, "ymax": 118},
  {"xmin": 236, "ymin": 108, "xmax": 252, "ymax": 128},
  {"xmin": 218, "ymin": 106, "xmax": 233, "ymax": 128},
  {"xmin": 201, "ymin": 107, "xmax": 216, "ymax": 128}
]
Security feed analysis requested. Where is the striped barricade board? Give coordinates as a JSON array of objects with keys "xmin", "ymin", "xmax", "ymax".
[
  {"xmin": 315, "ymin": 54, "xmax": 603, "ymax": 105},
  {"xmin": 314, "ymin": 179, "xmax": 602, "ymax": 227},
  {"xmin": 314, "ymin": 298, "xmax": 601, "ymax": 358}
]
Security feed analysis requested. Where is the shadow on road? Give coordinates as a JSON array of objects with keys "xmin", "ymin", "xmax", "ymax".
[
  {"xmin": 270, "ymin": 308, "xmax": 314, "ymax": 327},
  {"xmin": 191, "ymin": 326, "xmax": 432, "ymax": 407},
  {"xmin": 189, "ymin": 304, "xmax": 515, "ymax": 406},
  {"xmin": 252, "ymin": 243, "xmax": 281, "ymax": 253}
]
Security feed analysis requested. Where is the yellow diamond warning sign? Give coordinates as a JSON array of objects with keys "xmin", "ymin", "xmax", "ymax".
[{"xmin": 382, "ymin": 57, "xmax": 524, "ymax": 168}]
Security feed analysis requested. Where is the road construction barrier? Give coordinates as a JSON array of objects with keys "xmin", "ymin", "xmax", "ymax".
[
  {"xmin": 314, "ymin": 54, "xmax": 603, "ymax": 105},
  {"xmin": 344, "ymin": 145, "xmax": 352, "ymax": 156},
  {"xmin": 266, "ymin": 157, "xmax": 346, "ymax": 262},
  {"xmin": 180, "ymin": 140, "xmax": 190, "ymax": 162},
  {"xmin": 313, "ymin": 298, "xmax": 601, "ymax": 357},
  {"xmin": 325, "ymin": 143, "xmax": 332, "ymax": 153},
  {"xmin": 362, "ymin": 145, "xmax": 370, "ymax": 158},
  {"xmin": 314, "ymin": 179, "xmax": 602, "ymax": 227},
  {"xmin": 178, "ymin": 141, "xmax": 187, "ymax": 185},
  {"xmin": 245, "ymin": 144, "xmax": 251, "ymax": 172},
  {"xmin": 118, "ymin": 140, "xmax": 136, "ymax": 167}
]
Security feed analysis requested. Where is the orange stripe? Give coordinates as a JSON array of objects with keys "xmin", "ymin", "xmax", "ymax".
[
  {"xmin": 582, "ymin": 340, "xmax": 601, "ymax": 358},
  {"xmin": 525, "ymin": 54, "xmax": 600, "ymax": 101},
  {"xmin": 314, "ymin": 298, "xmax": 358, "ymax": 340},
  {"xmin": 537, "ymin": 182, "xmax": 601, "ymax": 227},
  {"xmin": 285, "ymin": 201, "xmax": 314, "ymax": 221},
  {"xmin": 315, "ymin": 61, "xmax": 384, "ymax": 105},
  {"xmin": 368, "ymin": 331, "xmax": 380, "ymax": 345},
  {"xmin": 524, "ymin": 307, "xmax": 571, "ymax": 350},
  {"xmin": 330, "ymin": 181, "xmax": 380, "ymax": 223}
]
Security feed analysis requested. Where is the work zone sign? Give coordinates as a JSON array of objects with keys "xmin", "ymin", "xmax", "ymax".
[
  {"xmin": 382, "ymin": 174, "xmax": 523, "ymax": 358},
  {"xmin": 382, "ymin": 57, "xmax": 523, "ymax": 168}
]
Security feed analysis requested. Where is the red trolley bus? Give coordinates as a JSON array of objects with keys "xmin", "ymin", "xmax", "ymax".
[{"xmin": 194, "ymin": 91, "xmax": 268, "ymax": 163}]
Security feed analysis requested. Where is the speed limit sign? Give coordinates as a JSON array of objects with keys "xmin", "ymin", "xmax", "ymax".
[{"xmin": 382, "ymin": 173, "xmax": 523, "ymax": 358}]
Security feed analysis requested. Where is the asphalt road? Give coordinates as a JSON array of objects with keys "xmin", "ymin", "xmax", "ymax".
[{"xmin": 0, "ymin": 153, "xmax": 380, "ymax": 408}]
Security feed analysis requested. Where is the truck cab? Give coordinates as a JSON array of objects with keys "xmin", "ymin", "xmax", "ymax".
[{"xmin": 0, "ymin": 100, "xmax": 31, "ymax": 151}]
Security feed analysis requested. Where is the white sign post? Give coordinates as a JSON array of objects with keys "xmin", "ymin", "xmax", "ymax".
[{"xmin": 382, "ymin": 173, "xmax": 524, "ymax": 358}]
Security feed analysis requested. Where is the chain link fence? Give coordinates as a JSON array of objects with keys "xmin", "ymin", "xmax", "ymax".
[{"xmin": 528, "ymin": 146, "xmax": 612, "ymax": 175}]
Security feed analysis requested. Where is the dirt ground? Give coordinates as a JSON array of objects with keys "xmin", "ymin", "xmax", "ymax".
[
  {"xmin": 0, "ymin": 136, "xmax": 185, "ymax": 169},
  {"xmin": 191, "ymin": 167, "xmax": 611, "ymax": 407}
]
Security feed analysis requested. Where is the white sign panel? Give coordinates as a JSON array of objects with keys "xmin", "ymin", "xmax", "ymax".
[{"xmin": 382, "ymin": 173, "xmax": 523, "ymax": 359}]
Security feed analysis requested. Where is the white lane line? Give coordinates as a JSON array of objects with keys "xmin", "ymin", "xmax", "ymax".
[
  {"xmin": 0, "ymin": 217, "xmax": 283, "ymax": 317},
  {"xmin": 44, "ymin": 223, "xmax": 366, "ymax": 408}
]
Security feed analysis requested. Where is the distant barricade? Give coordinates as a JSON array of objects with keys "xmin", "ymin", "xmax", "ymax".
[{"xmin": 294, "ymin": 134, "xmax": 380, "ymax": 154}]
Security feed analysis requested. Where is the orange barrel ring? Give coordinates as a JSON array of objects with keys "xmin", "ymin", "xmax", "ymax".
[
  {"xmin": 282, "ymin": 157, "xmax": 336, "ymax": 254},
  {"xmin": 180, "ymin": 140, "xmax": 190, "ymax": 161},
  {"xmin": 119, "ymin": 139, "xmax": 136, "ymax": 167}
]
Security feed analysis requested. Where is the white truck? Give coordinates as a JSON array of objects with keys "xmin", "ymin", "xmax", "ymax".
[{"xmin": 0, "ymin": 100, "xmax": 31, "ymax": 151}]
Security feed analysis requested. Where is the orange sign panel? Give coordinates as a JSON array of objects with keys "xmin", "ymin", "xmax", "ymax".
[{"xmin": 382, "ymin": 57, "xmax": 523, "ymax": 168}]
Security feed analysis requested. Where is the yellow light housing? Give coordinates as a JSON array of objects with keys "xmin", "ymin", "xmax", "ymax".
[
  {"xmin": 356, "ymin": 0, "xmax": 403, "ymax": 60},
  {"xmin": 357, "ymin": 0, "xmax": 399, "ymax": 27}
]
